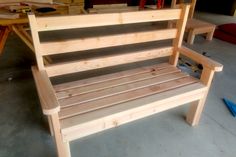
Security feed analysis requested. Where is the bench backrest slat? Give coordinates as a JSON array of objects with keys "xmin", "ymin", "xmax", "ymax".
[
  {"xmin": 40, "ymin": 28, "xmax": 177, "ymax": 56},
  {"xmin": 36, "ymin": 9, "xmax": 181, "ymax": 31},
  {"xmin": 28, "ymin": 5, "xmax": 190, "ymax": 76},
  {"xmin": 46, "ymin": 46, "xmax": 173, "ymax": 77}
]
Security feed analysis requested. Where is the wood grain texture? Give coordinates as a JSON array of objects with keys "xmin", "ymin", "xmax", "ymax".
[{"xmin": 28, "ymin": 13, "xmax": 45, "ymax": 70}]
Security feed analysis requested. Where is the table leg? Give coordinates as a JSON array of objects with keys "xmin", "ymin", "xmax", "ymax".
[
  {"xmin": 0, "ymin": 26, "xmax": 10, "ymax": 55},
  {"xmin": 187, "ymin": 29, "xmax": 195, "ymax": 44},
  {"xmin": 206, "ymin": 27, "xmax": 215, "ymax": 41}
]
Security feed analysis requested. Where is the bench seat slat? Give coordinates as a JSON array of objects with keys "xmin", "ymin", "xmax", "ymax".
[
  {"xmin": 54, "ymin": 63, "xmax": 171, "ymax": 92},
  {"xmin": 41, "ymin": 29, "xmax": 177, "ymax": 56},
  {"xmin": 58, "ymin": 71, "xmax": 186, "ymax": 108},
  {"xmin": 58, "ymin": 74, "xmax": 198, "ymax": 119},
  {"xmin": 55, "ymin": 66, "xmax": 180, "ymax": 99},
  {"xmin": 46, "ymin": 46, "xmax": 174, "ymax": 77},
  {"xmin": 60, "ymin": 82, "xmax": 207, "ymax": 140}
]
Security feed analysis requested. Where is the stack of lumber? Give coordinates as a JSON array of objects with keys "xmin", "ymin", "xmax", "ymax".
[
  {"xmin": 0, "ymin": 9, "xmax": 20, "ymax": 19},
  {"xmin": 54, "ymin": 0, "xmax": 85, "ymax": 14}
]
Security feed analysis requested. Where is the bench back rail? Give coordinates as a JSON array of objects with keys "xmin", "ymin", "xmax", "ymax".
[{"xmin": 28, "ymin": 5, "xmax": 190, "ymax": 77}]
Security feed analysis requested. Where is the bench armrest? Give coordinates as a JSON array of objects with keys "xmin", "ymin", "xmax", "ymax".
[
  {"xmin": 178, "ymin": 46, "xmax": 223, "ymax": 72},
  {"xmin": 32, "ymin": 66, "xmax": 60, "ymax": 115}
]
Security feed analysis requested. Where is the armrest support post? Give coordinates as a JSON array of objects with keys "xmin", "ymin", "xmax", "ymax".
[
  {"xmin": 179, "ymin": 46, "xmax": 223, "ymax": 126},
  {"xmin": 186, "ymin": 67, "xmax": 214, "ymax": 126}
]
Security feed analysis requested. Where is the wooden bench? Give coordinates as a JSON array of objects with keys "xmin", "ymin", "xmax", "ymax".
[{"xmin": 29, "ymin": 5, "xmax": 223, "ymax": 157}]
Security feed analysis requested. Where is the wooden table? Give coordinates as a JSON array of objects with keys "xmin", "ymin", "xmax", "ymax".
[{"xmin": 186, "ymin": 18, "xmax": 216, "ymax": 44}]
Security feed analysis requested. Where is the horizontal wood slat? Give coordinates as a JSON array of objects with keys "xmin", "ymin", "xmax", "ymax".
[
  {"xmin": 59, "ymin": 76, "xmax": 198, "ymax": 119},
  {"xmin": 46, "ymin": 46, "xmax": 174, "ymax": 77},
  {"xmin": 58, "ymin": 71, "xmax": 185, "ymax": 108},
  {"xmin": 54, "ymin": 63, "xmax": 172, "ymax": 92},
  {"xmin": 60, "ymin": 83, "xmax": 207, "ymax": 138},
  {"xmin": 56, "ymin": 66, "xmax": 180, "ymax": 99},
  {"xmin": 36, "ymin": 9, "xmax": 182, "ymax": 31},
  {"xmin": 41, "ymin": 29, "xmax": 177, "ymax": 56}
]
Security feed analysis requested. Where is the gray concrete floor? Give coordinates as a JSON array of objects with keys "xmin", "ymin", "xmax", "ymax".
[{"xmin": 1, "ymin": 12, "xmax": 236, "ymax": 157}]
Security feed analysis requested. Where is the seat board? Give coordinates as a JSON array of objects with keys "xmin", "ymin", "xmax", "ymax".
[
  {"xmin": 56, "ymin": 66, "xmax": 180, "ymax": 99},
  {"xmin": 54, "ymin": 63, "xmax": 172, "ymax": 92},
  {"xmin": 59, "ymin": 71, "xmax": 185, "ymax": 108},
  {"xmin": 59, "ymin": 75, "xmax": 199, "ymax": 119}
]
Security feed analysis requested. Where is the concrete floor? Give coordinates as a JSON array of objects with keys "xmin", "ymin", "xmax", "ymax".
[{"xmin": 0, "ymin": 12, "xmax": 236, "ymax": 157}]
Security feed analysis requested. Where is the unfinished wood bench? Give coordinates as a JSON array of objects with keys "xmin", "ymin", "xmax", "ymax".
[{"xmin": 29, "ymin": 5, "xmax": 223, "ymax": 157}]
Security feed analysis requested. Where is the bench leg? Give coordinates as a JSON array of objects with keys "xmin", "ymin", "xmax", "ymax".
[
  {"xmin": 186, "ymin": 68, "xmax": 215, "ymax": 126},
  {"xmin": 186, "ymin": 97, "xmax": 207, "ymax": 126},
  {"xmin": 206, "ymin": 28, "xmax": 215, "ymax": 41},
  {"xmin": 187, "ymin": 29, "xmax": 195, "ymax": 44},
  {"xmin": 51, "ymin": 114, "xmax": 71, "ymax": 157}
]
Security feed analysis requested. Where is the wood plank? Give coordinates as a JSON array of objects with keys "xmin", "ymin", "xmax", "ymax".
[
  {"xmin": 56, "ymin": 67, "xmax": 180, "ymax": 99},
  {"xmin": 12, "ymin": 25, "xmax": 34, "ymax": 51},
  {"xmin": 60, "ymin": 83, "xmax": 207, "ymax": 139},
  {"xmin": 31, "ymin": 66, "xmax": 60, "ymax": 115},
  {"xmin": 41, "ymin": 29, "xmax": 177, "ymax": 56},
  {"xmin": 178, "ymin": 46, "xmax": 223, "ymax": 71},
  {"xmin": 93, "ymin": 4, "xmax": 128, "ymax": 9},
  {"xmin": 0, "ymin": 0, "xmax": 53, "ymax": 3},
  {"xmin": 36, "ymin": 9, "xmax": 182, "ymax": 31},
  {"xmin": 59, "ymin": 71, "xmax": 185, "ymax": 107},
  {"xmin": 169, "ymin": 4, "xmax": 190, "ymax": 66},
  {"xmin": 54, "ymin": 63, "xmax": 172, "ymax": 92},
  {"xmin": 28, "ymin": 13, "xmax": 45, "ymax": 70},
  {"xmin": 89, "ymin": 7, "xmax": 139, "ymax": 14},
  {"xmin": 50, "ymin": 113, "xmax": 70, "ymax": 157},
  {"xmin": 46, "ymin": 46, "xmax": 174, "ymax": 77},
  {"xmin": 59, "ymin": 76, "xmax": 198, "ymax": 119}
]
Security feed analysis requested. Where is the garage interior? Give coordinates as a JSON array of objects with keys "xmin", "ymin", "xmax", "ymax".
[{"xmin": 0, "ymin": 0, "xmax": 236, "ymax": 157}]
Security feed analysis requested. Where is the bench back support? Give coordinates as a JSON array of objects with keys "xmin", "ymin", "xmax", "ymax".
[{"xmin": 28, "ymin": 5, "xmax": 190, "ymax": 77}]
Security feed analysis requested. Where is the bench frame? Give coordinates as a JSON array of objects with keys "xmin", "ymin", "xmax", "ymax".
[{"xmin": 29, "ymin": 5, "xmax": 223, "ymax": 157}]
